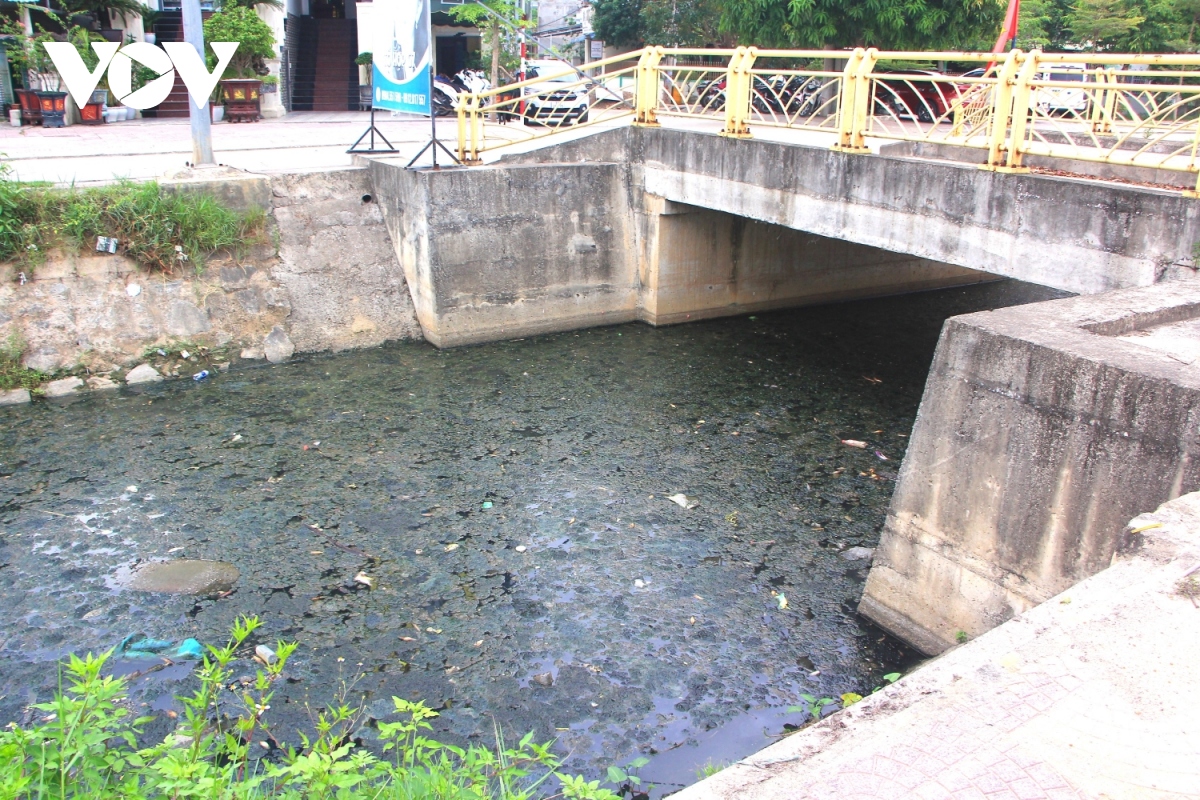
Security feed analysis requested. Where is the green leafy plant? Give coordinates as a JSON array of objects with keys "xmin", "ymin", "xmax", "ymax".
[
  {"xmin": 355, "ymin": 52, "xmax": 373, "ymax": 66},
  {"xmin": 0, "ymin": 616, "xmax": 626, "ymax": 800},
  {"xmin": 787, "ymin": 694, "xmax": 836, "ymax": 722},
  {"xmin": 955, "ymin": 630, "xmax": 969, "ymax": 644},
  {"xmin": 695, "ymin": 760, "xmax": 726, "ymax": 780},
  {"xmin": 202, "ymin": 6, "xmax": 276, "ymax": 79}
]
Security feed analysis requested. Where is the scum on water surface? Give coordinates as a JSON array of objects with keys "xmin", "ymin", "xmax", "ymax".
[{"xmin": 0, "ymin": 280, "xmax": 1065, "ymax": 789}]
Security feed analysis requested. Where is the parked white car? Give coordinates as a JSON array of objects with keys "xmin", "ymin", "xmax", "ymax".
[
  {"xmin": 520, "ymin": 59, "xmax": 590, "ymax": 124},
  {"xmin": 1036, "ymin": 63, "xmax": 1090, "ymax": 114}
]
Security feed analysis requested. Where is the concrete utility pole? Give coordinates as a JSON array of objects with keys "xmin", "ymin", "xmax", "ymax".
[{"xmin": 181, "ymin": 0, "xmax": 214, "ymax": 165}]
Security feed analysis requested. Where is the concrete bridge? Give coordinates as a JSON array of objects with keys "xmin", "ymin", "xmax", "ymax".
[
  {"xmin": 369, "ymin": 124, "xmax": 1200, "ymax": 659},
  {"xmin": 370, "ymin": 126, "xmax": 1200, "ymax": 347}
]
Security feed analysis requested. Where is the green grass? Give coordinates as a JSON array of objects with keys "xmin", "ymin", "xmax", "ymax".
[
  {"xmin": 0, "ymin": 616, "xmax": 623, "ymax": 800},
  {"xmin": 0, "ymin": 332, "xmax": 47, "ymax": 392},
  {"xmin": 0, "ymin": 158, "xmax": 267, "ymax": 273}
]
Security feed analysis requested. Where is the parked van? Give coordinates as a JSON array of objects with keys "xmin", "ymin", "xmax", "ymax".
[{"xmin": 1035, "ymin": 63, "xmax": 1090, "ymax": 114}]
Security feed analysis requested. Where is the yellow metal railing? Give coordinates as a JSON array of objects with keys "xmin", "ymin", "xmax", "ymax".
[{"xmin": 455, "ymin": 47, "xmax": 1200, "ymax": 195}]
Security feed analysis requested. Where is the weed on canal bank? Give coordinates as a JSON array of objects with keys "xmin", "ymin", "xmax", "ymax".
[{"xmin": 0, "ymin": 616, "xmax": 619, "ymax": 800}]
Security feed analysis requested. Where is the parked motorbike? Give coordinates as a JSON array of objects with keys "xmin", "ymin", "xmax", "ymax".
[{"xmin": 432, "ymin": 70, "xmax": 495, "ymax": 117}]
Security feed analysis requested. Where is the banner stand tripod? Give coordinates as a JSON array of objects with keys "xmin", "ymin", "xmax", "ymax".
[
  {"xmin": 406, "ymin": 92, "xmax": 461, "ymax": 169},
  {"xmin": 347, "ymin": 106, "xmax": 399, "ymax": 155}
]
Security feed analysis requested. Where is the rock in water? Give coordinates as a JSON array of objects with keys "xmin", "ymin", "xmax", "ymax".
[
  {"xmin": 43, "ymin": 376, "xmax": 84, "ymax": 397},
  {"xmin": 87, "ymin": 375, "xmax": 120, "ymax": 391},
  {"xmin": 531, "ymin": 672, "xmax": 554, "ymax": 687},
  {"xmin": 124, "ymin": 560, "xmax": 240, "ymax": 595},
  {"xmin": 125, "ymin": 364, "xmax": 163, "ymax": 384},
  {"xmin": 263, "ymin": 326, "xmax": 295, "ymax": 364},
  {"xmin": 840, "ymin": 546, "xmax": 875, "ymax": 562}
]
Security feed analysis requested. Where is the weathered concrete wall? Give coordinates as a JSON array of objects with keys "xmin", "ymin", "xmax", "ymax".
[
  {"xmin": 370, "ymin": 159, "xmax": 640, "ymax": 347},
  {"xmin": 677, "ymin": 492, "xmax": 1200, "ymax": 800},
  {"xmin": 0, "ymin": 167, "xmax": 420, "ymax": 375},
  {"xmin": 270, "ymin": 169, "xmax": 421, "ymax": 353},
  {"xmin": 860, "ymin": 280, "xmax": 1200, "ymax": 655},
  {"xmin": 632, "ymin": 128, "xmax": 1200, "ymax": 295},
  {"xmin": 638, "ymin": 198, "xmax": 992, "ymax": 325}
]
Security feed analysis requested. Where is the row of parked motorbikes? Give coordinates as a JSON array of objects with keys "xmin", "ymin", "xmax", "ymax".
[{"xmin": 432, "ymin": 69, "xmax": 493, "ymax": 116}]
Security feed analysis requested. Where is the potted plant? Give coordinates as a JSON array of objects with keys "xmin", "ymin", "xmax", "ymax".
[
  {"xmin": 203, "ymin": 6, "xmax": 275, "ymax": 123},
  {"xmin": 0, "ymin": 20, "xmax": 66, "ymax": 127},
  {"xmin": 355, "ymin": 52, "xmax": 372, "ymax": 110},
  {"xmin": 66, "ymin": 27, "xmax": 108, "ymax": 124},
  {"xmin": 140, "ymin": 7, "xmax": 161, "ymax": 44}
]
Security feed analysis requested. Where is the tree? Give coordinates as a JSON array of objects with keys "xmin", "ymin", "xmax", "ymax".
[
  {"xmin": 203, "ymin": 5, "xmax": 275, "ymax": 77},
  {"xmin": 593, "ymin": 0, "xmax": 641, "ymax": 48},
  {"xmin": 717, "ymin": 0, "xmax": 1006, "ymax": 50},
  {"xmin": 1017, "ymin": 0, "xmax": 1074, "ymax": 50},
  {"xmin": 447, "ymin": 0, "xmax": 526, "ymax": 89},
  {"xmin": 593, "ymin": 0, "xmax": 726, "ymax": 47}
]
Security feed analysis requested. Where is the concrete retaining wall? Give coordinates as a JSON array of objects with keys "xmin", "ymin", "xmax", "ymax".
[
  {"xmin": 369, "ymin": 159, "xmax": 639, "ymax": 348},
  {"xmin": 0, "ymin": 168, "xmax": 420, "ymax": 375},
  {"xmin": 678, "ymin": 491, "xmax": 1200, "ymax": 800},
  {"xmin": 860, "ymin": 280, "xmax": 1200, "ymax": 654}
]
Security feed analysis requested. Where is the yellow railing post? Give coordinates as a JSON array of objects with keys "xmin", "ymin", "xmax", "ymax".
[
  {"xmin": 721, "ymin": 46, "xmax": 758, "ymax": 137},
  {"xmin": 635, "ymin": 46, "xmax": 664, "ymax": 126},
  {"xmin": 1102, "ymin": 67, "xmax": 1118, "ymax": 133},
  {"xmin": 1090, "ymin": 67, "xmax": 1108, "ymax": 133},
  {"xmin": 457, "ymin": 99, "xmax": 468, "ymax": 163},
  {"xmin": 1002, "ymin": 50, "xmax": 1040, "ymax": 171},
  {"xmin": 982, "ymin": 50, "xmax": 1021, "ymax": 168},
  {"xmin": 844, "ymin": 48, "xmax": 879, "ymax": 151},
  {"xmin": 467, "ymin": 93, "xmax": 483, "ymax": 165},
  {"xmin": 833, "ymin": 48, "xmax": 865, "ymax": 150}
]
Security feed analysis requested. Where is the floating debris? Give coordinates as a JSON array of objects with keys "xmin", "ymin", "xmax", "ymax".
[
  {"xmin": 353, "ymin": 572, "xmax": 376, "ymax": 589},
  {"xmin": 667, "ymin": 493, "xmax": 698, "ymax": 509},
  {"xmin": 841, "ymin": 439, "xmax": 868, "ymax": 449}
]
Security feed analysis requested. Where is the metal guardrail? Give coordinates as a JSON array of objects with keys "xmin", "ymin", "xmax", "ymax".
[{"xmin": 456, "ymin": 46, "xmax": 1200, "ymax": 195}]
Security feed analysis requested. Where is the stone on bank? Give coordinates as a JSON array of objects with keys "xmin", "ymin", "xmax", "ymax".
[
  {"xmin": 43, "ymin": 376, "xmax": 84, "ymax": 397},
  {"xmin": 125, "ymin": 364, "xmax": 163, "ymax": 385},
  {"xmin": 0, "ymin": 388, "xmax": 31, "ymax": 406}
]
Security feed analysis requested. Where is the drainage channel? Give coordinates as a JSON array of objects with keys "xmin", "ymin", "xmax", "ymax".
[{"xmin": 0, "ymin": 279, "xmax": 1065, "ymax": 790}]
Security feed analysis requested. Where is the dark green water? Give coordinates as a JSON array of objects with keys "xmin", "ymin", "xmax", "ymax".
[{"xmin": 0, "ymin": 280, "xmax": 1064, "ymax": 790}]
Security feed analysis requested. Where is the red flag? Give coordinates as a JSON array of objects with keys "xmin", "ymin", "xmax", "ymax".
[{"xmin": 993, "ymin": 0, "xmax": 1021, "ymax": 52}]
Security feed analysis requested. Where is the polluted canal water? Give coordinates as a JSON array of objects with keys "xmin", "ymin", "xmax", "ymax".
[{"xmin": 0, "ymin": 280, "xmax": 1064, "ymax": 791}]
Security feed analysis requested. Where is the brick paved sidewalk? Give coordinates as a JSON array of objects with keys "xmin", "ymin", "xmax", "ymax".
[{"xmin": 0, "ymin": 111, "xmax": 441, "ymax": 184}]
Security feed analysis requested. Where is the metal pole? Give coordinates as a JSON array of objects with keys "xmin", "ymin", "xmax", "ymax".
[{"xmin": 181, "ymin": 0, "xmax": 214, "ymax": 165}]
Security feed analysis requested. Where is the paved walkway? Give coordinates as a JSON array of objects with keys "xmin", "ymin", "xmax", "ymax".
[
  {"xmin": 0, "ymin": 111, "xmax": 450, "ymax": 184},
  {"xmin": 676, "ymin": 493, "xmax": 1200, "ymax": 800},
  {"xmin": 0, "ymin": 110, "xmax": 844, "ymax": 185}
]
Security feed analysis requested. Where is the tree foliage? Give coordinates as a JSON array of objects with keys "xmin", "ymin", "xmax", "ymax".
[
  {"xmin": 716, "ymin": 0, "xmax": 1006, "ymax": 50},
  {"xmin": 594, "ymin": 0, "xmax": 726, "ymax": 47},
  {"xmin": 1020, "ymin": 0, "xmax": 1200, "ymax": 51}
]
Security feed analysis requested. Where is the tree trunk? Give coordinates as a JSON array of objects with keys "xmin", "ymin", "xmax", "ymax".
[
  {"xmin": 490, "ymin": 23, "xmax": 501, "ymax": 91},
  {"xmin": 490, "ymin": 22, "xmax": 501, "ymax": 121}
]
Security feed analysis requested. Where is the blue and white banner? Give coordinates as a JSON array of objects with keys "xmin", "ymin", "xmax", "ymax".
[{"xmin": 371, "ymin": 0, "xmax": 431, "ymax": 115}]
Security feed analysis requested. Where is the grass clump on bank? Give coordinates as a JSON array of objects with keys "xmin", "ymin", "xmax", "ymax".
[
  {"xmin": 0, "ymin": 333, "xmax": 47, "ymax": 391},
  {"xmin": 0, "ymin": 158, "xmax": 266, "ymax": 273},
  {"xmin": 0, "ymin": 615, "xmax": 619, "ymax": 800}
]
